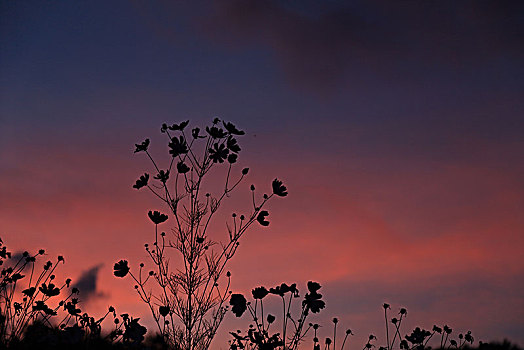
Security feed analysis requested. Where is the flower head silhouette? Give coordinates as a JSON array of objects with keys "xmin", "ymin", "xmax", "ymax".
[
  {"xmin": 230, "ymin": 294, "xmax": 247, "ymax": 317},
  {"xmin": 133, "ymin": 173, "xmax": 149, "ymax": 189},
  {"xmin": 223, "ymin": 121, "xmax": 245, "ymax": 135},
  {"xmin": 256, "ymin": 211, "xmax": 270, "ymax": 226},
  {"xmin": 113, "ymin": 260, "xmax": 130, "ymax": 278},
  {"xmin": 168, "ymin": 136, "xmax": 188, "ymax": 157},
  {"xmin": 206, "ymin": 126, "xmax": 227, "ymax": 139},
  {"xmin": 148, "ymin": 211, "xmax": 168, "ymax": 225},
  {"xmin": 272, "ymin": 179, "xmax": 288, "ymax": 197},
  {"xmin": 209, "ymin": 143, "xmax": 229, "ymax": 163},
  {"xmin": 134, "ymin": 139, "xmax": 150, "ymax": 153},
  {"xmin": 154, "ymin": 170, "xmax": 170, "ymax": 183},
  {"xmin": 177, "ymin": 161, "xmax": 190, "ymax": 174},
  {"xmin": 252, "ymin": 286, "xmax": 269, "ymax": 300},
  {"xmin": 168, "ymin": 120, "xmax": 189, "ymax": 131}
]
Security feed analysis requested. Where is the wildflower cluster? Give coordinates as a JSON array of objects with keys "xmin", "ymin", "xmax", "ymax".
[
  {"xmin": 116, "ymin": 119, "xmax": 287, "ymax": 350},
  {"xmin": 0, "ymin": 238, "xmax": 144, "ymax": 348},
  {"xmin": 228, "ymin": 281, "xmax": 325, "ymax": 350}
]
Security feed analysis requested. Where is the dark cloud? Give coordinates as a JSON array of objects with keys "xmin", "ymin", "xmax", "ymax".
[
  {"xmin": 202, "ymin": 0, "xmax": 524, "ymax": 93},
  {"xmin": 73, "ymin": 264, "xmax": 104, "ymax": 303}
]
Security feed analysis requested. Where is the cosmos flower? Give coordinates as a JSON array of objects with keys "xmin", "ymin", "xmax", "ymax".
[
  {"xmin": 154, "ymin": 170, "xmax": 169, "ymax": 183},
  {"xmin": 229, "ymin": 294, "xmax": 247, "ymax": 317},
  {"xmin": 133, "ymin": 173, "xmax": 149, "ymax": 189},
  {"xmin": 168, "ymin": 136, "xmax": 188, "ymax": 157},
  {"xmin": 272, "ymin": 179, "xmax": 288, "ymax": 197},
  {"xmin": 209, "ymin": 143, "xmax": 229, "ymax": 163},
  {"xmin": 113, "ymin": 260, "xmax": 130, "ymax": 278},
  {"xmin": 256, "ymin": 211, "xmax": 270, "ymax": 226},
  {"xmin": 206, "ymin": 126, "xmax": 227, "ymax": 139},
  {"xmin": 39, "ymin": 283, "xmax": 60, "ymax": 297},
  {"xmin": 148, "ymin": 210, "xmax": 168, "ymax": 225},
  {"xmin": 134, "ymin": 139, "xmax": 150, "ymax": 153},
  {"xmin": 168, "ymin": 120, "xmax": 189, "ymax": 131},
  {"xmin": 223, "ymin": 121, "xmax": 245, "ymax": 135},
  {"xmin": 226, "ymin": 136, "xmax": 241, "ymax": 153},
  {"xmin": 159, "ymin": 306, "xmax": 170, "ymax": 317},
  {"xmin": 177, "ymin": 161, "xmax": 190, "ymax": 174}
]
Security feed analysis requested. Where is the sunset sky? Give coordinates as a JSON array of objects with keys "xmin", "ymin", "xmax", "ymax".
[{"xmin": 1, "ymin": 1, "xmax": 523, "ymax": 348}]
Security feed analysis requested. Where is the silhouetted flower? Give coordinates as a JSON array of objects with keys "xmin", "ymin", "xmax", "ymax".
[
  {"xmin": 168, "ymin": 136, "xmax": 188, "ymax": 157},
  {"xmin": 307, "ymin": 281, "xmax": 321, "ymax": 293},
  {"xmin": 133, "ymin": 173, "xmax": 149, "ymax": 189},
  {"xmin": 154, "ymin": 170, "xmax": 169, "ymax": 183},
  {"xmin": 227, "ymin": 136, "xmax": 241, "ymax": 153},
  {"xmin": 213, "ymin": 117, "xmax": 221, "ymax": 124},
  {"xmin": 177, "ymin": 161, "xmax": 190, "ymax": 174},
  {"xmin": 433, "ymin": 325, "xmax": 442, "ymax": 334},
  {"xmin": 326, "ymin": 338, "xmax": 332, "ymax": 345},
  {"xmin": 267, "ymin": 314, "xmax": 275, "ymax": 324},
  {"xmin": 228, "ymin": 153, "xmax": 238, "ymax": 164},
  {"xmin": 383, "ymin": 303, "xmax": 391, "ymax": 310},
  {"xmin": 33, "ymin": 300, "xmax": 56, "ymax": 315},
  {"xmin": 333, "ymin": 317, "xmax": 339, "ymax": 324},
  {"xmin": 113, "ymin": 260, "xmax": 130, "ymax": 278},
  {"xmin": 168, "ymin": 120, "xmax": 189, "ymax": 131},
  {"xmin": 444, "ymin": 325, "xmax": 452, "ymax": 334},
  {"xmin": 209, "ymin": 143, "xmax": 229, "ymax": 163},
  {"xmin": 22, "ymin": 287, "xmax": 36, "ymax": 297},
  {"xmin": 134, "ymin": 139, "xmax": 150, "ymax": 153},
  {"xmin": 399, "ymin": 308, "xmax": 407, "ymax": 316},
  {"xmin": 465, "ymin": 331, "xmax": 474, "ymax": 344},
  {"xmin": 123, "ymin": 317, "xmax": 147, "ymax": 344},
  {"xmin": 39, "ymin": 283, "xmax": 60, "ymax": 297},
  {"xmin": 64, "ymin": 301, "xmax": 81, "ymax": 316},
  {"xmin": 304, "ymin": 295, "xmax": 324, "ymax": 313},
  {"xmin": 400, "ymin": 340, "xmax": 409, "ymax": 349},
  {"xmin": 272, "ymin": 179, "xmax": 288, "ymax": 197},
  {"xmin": 346, "ymin": 329, "xmax": 354, "ymax": 335},
  {"xmin": 405, "ymin": 327, "xmax": 431, "ymax": 345},
  {"xmin": 192, "ymin": 127, "xmax": 205, "ymax": 139},
  {"xmin": 252, "ymin": 286, "xmax": 269, "ymax": 300},
  {"xmin": 223, "ymin": 121, "xmax": 245, "ymax": 135},
  {"xmin": 230, "ymin": 294, "xmax": 247, "ymax": 317},
  {"xmin": 242, "ymin": 168, "xmax": 249, "ymax": 175},
  {"xmin": 450, "ymin": 340, "xmax": 457, "ymax": 347},
  {"xmin": 161, "ymin": 123, "xmax": 168, "ymax": 133},
  {"xmin": 269, "ymin": 283, "xmax": 293, "ymax": 297},
  {"xmin": 256, "ymin": 211, "xmax": 270, "ymax": 226},
  {"xmin": 159, "ymin": 306, "xmax": 170, "ymax": 317},
  {"xmin": 206, "ymin": 126, "xmax": 227, "ymax": 139},
  {"xmin": 148, "ymin": 210, "xmax": 168, "ymax": 224}
]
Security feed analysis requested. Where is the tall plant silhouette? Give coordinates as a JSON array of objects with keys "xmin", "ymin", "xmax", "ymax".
[{"xmin": 115, "ymin": 119, "xmax": 287, "ymax": 349}]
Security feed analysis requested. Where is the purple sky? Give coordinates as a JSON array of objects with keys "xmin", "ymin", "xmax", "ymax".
[{"xmin": 1, "ymin": 1, "xmax": 523, "ymax": 348}]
